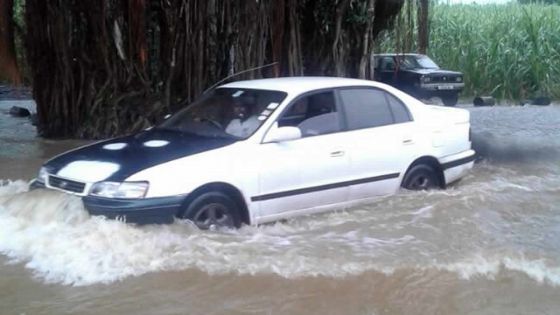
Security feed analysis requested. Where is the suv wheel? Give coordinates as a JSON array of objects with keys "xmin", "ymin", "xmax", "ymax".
[
  {"xmin": 181, "ymin": 192, "xmax": 241, "ymax": 230},
  {"xmin": 441, "ymin": 93, "xmax": 459, "ymax": 107}
]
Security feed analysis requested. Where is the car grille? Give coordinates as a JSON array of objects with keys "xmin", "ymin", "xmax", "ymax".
[
  {"xmin": 431, "ymin": 75, "xmax": 457, "ymax": 83},
  {"xmin": 48, "ymin": 175, "xmax": 86, "ymax": 194}
]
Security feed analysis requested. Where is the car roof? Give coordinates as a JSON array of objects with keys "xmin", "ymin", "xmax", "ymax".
[{"xmin": 220, "ymin": 76, "xmax": 382, "ymax": 95}]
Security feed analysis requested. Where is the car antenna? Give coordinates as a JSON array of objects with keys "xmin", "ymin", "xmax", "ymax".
[{"xmin": 203, "ymin": 61, "xmax": 279, "ymax": 94}]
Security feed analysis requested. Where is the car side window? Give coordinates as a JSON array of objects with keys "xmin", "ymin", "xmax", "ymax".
[
  {"xmin": 339, "ymin": 88, "xmax": 395, "ymax": 130},
  {"xmin": 385, "ymin": 93, "xmax": 412, "ymax": 123},
  {"xmin": 381, "ymin": 57, "xmax": 395, "ymax": 71},
  {"xmin": 277, "ymin": 91, "xmax": 341, "ymax": 137}
]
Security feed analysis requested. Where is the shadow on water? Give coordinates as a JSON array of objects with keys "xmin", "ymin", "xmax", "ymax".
[
  {"xmin": 472, "ymin": 131, "xmax": 560, "ymax": 164},
  {"xmin": 469, "ymin": 105, "xmax": 560, "ymax": 164}
]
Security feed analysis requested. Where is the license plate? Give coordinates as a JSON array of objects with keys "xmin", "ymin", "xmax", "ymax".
[{"xmin": 438, "ymin": 85, "xmax": 455, "ymax": 90}]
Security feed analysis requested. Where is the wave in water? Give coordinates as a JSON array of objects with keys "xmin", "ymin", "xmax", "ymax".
[{"xmin": 1, "ymin": 181, "xmax": 560, "ymax": 287}]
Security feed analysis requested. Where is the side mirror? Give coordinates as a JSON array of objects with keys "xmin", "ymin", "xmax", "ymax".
[{"xmin": 263, "ymin": 124, "xmax": 301, "ymax": 143}]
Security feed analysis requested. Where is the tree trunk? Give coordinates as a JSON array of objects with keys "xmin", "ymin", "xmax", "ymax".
[
  {"xmin": 287, "ymin": 0, "xmax": 303, "ymax": 76},
  {"xmin": 405, "ymin": 0, "xmax": 414, "ymax": 52},
  {"xmin": 128, "ymin": 0, "xmax": 148, "ymax": 68},
  {"xmin": 270, "ymin": 0, "xmax": 285, "ymax": 77},
  {"xmin": 332, "ymin": 0, "xmax": 351, "ymax": 77},
  {"xmin": 0, "ymin": 0, "xmax": 21, "ymax": 84},
  {"xmin": 358, "ymin": 0, "xmax": 376, "ymax": 79},
  {"xmin": 417, "ymin": 0, "xmax": 429, "ymax": 54}
]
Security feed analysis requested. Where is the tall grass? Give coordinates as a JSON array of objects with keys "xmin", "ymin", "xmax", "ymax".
[{"xmin": 379, "ymin": 3, "xmax": 560, "ymax": 100}]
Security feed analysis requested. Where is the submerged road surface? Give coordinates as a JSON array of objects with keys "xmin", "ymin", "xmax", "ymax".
[{"xmin": 1, "ymin": 102, "xmax": 559, "ymax": 314}]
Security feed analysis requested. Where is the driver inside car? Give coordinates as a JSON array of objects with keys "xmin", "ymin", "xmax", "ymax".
[{"xmin": 225, "ymin": 97, "xmax": 260, "ymax": 138}]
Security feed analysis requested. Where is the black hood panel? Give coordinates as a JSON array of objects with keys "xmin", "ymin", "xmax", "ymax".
[
  {"xmin": 403, "ymin": 68, "xmax": 462, "ymax": 76},
  {"xmin": 45, "ymin": 129, "xmax": 237, "ymax": 182}
]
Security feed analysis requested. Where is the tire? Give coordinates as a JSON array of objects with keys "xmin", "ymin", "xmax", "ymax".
[
  {"xmin": 180, "ymin": 191, "xmax": 241, "ymax": 230},
  {"xmin": 401, "ymin": 164, "xmax": 440, "ymax": 191},
  {"xmin": 441, "ymin": 93, "xmax": 459, "ymax": 107}
]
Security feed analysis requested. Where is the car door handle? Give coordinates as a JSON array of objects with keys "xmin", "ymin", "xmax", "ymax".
[
  {"xmin": 330, "ymin": 150, "xmax": 345, "ymax": 157},
  {"xmin": 402, "ymin": 139, "xmax": 414, "ymax": 145}
]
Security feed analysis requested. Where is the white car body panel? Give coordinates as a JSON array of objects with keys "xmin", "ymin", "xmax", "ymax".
[
  {"xmin": 255, "ymin": 129, "xmax": 350, "ymax": 221},
  {"xmin": 38, "ymin": 77, "xmax": 475, "ymax": 225},
  {"xmin": 343, "ymin": 122, "xmax": 414, "ymax": 200}
]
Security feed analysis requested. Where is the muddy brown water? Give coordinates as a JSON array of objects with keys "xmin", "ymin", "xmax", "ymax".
[{"xmin": 1, "ymin": 101, "xmax": 560, "ymax": 315}]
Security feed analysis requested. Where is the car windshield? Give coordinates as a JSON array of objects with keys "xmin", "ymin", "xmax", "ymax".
[
  {"xmin": 398, "ymin": 55, "xmax": 440, "ymax": 70},
  {"xmin": 158, "ymin": 88, "xmax": 287, "ymax": 139}
]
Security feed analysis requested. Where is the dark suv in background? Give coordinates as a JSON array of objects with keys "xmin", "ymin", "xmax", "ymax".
[{"xmin": 374, "ymin": 53, "xmax": 464, "ymax": 106}]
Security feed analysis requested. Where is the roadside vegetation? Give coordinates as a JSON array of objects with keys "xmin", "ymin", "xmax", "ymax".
[{"xmin": 380, "ymin": 2, "xmax": 560, "ymax": 101}]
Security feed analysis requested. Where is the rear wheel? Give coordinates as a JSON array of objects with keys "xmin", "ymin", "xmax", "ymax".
[
  {"xmin": 181, "ymin": 192, "xmax": 241, "ymax": 230},
  {"xmin": 402, "ymin": 164, "xmax": 440, "ymax": 190}
]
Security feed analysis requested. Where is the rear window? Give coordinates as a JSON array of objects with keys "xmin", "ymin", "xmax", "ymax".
[
  {"xmin": 339, "ymin": 88, "xmax": 394, "ymax": 130},
  {"xmin": 386, "ymin": 93, "xmax": 412, "ymax": 123}
]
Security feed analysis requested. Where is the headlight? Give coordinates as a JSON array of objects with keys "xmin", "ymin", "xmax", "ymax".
[
  {"xmin": 37, "ymin": 167, "xmax": 49, "ymax": 183},
  {"xmin": 422, "ymin": 76, "xmax": 431, "ymax": 83},
  {"xmin": 90, "ymin": 181, "xmax": 149, "ymax": 199},
  {"xmin": 456, "ymin": 76, "xmax": 462, "ymax": 82}
]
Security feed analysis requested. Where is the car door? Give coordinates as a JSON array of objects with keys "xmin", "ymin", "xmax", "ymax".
[
  {"xmin": 337, "ymin": 87, "xmax": 416, "ymax": 200},
  {"xmin": 252, "ymin": 90, "xmax": 350, "ymax": 222},
  {"xmin": 377, "ymin": 56, "xmax": 397, "ymax": 85}
]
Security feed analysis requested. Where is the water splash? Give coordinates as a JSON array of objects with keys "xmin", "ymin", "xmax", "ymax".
[
  {"xmin": 0, "ymin": 178, "xmax": 559, "ymax": 287},
  {"xmin": 435, "ymin": 253, "xmax": 560, "ymax": 287}
]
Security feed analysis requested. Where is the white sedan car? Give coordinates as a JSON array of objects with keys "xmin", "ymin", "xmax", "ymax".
[{"xmin": 32, "ymin": 77, "xmax": 475, "ymax": 229}]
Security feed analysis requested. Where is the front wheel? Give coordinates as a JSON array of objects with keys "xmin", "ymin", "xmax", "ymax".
[
  {"xmin": 401, "ymin": 164, "xmax": 440, "ymax": 190},
  {"xmin": 440, "ymin": 93, "xmax": 459, "ymax": 107},
  {"xmin": 180, "ymin": 192, "xmax": 241, "ymax": 230}
]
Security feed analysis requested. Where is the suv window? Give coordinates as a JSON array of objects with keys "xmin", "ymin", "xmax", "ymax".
[
  {"xmin": 380, "ymin": 57, "xmax": 395, "ymax": 71},
  {"xmin": 278, "ymin": 91, "xmax": 340, "ymax": 137},
  {"xmin": 339, "ymin": 88, "xmax": 395, "ymax": 130}
]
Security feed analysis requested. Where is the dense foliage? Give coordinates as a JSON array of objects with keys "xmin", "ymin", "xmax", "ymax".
[
  {"xmin": 431, "ymin": 3, "xmax": 560, "ymax": 100},
  {"xmin": 518, "ymin": 0, "xmax": 560, "ymax": 4},
  {"xmin": 381, "ymin": 2, "xmax": 560, "ymax": 100},
  {"xmin": 21, "ymin": 0, "xmax": 404, "ymax": 139}
]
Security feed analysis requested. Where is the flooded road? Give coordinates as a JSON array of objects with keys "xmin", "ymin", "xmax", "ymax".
[{"xmin": 1, "ymin": 102, "xmax": 560, "ymax": 314}]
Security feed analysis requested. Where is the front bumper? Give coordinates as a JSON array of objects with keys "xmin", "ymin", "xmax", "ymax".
[
  {"xmin": 30, "ymin": 180, "xmax": 185, "ymax": 225},
  {"xmin": 419, "ymin": 82, "xmax": 464, "ymax": 91},
  {"xmin": 83, "ymin": 195, "xmax": 185, "ymax": 224},
  {"xmin": 30, "ymin": 179, "xmax": 45, "ymax": 190}
]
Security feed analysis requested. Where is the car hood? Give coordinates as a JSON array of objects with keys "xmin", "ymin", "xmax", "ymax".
[
  {"xmin": 44, "ymin": 129, "xmax": 238, "ymax": 183},
  {"xmin": 403, "ymin": 68, "xmax": 462, "ymax": 76}
]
